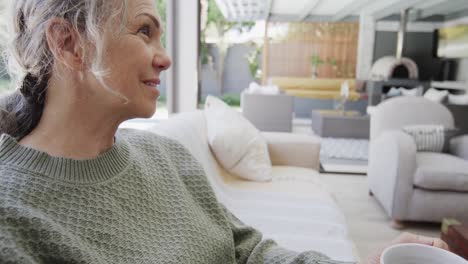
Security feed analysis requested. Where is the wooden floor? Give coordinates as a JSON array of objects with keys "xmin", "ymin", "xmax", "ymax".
[{"xmin": 320, "ymin": 173, "xmax": 441, "ymax": 260}]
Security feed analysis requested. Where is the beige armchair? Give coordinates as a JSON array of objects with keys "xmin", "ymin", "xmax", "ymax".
[{"xmin": 368, "ymin": 96, "xmax": 468, "ymax": 227}]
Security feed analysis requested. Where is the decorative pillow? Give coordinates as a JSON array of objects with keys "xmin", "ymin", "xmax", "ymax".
[
  {"xmin": 448, "ymin": 93, "xmax": 468, "ymax": 105},
  {"xmin": 402, "ymin": 125, "xmax": 458, "ymax": 152},
  {"xmin": 424, "ymin": 88, "xmax": 448, "ymax": 103},
  {"xmin": 399, "ymin": 86, "xmax": 423, "ymax": 97},
  {"xmin": 386, "ymin": 87, "xmax": 402, "ymax": 97},
  {"xmin": 204, "ymin": 95, "xmax": 272, "ymax": 181}
]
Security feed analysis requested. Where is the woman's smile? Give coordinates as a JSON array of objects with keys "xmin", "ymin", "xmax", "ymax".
[{"xmin": 143, "ymin": 79, "xmax": 161, "ymax": 97}]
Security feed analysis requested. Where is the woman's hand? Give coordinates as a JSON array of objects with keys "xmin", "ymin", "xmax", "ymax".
[{"xmin": 364, "ymin": 232, "xmax": 449, "ymax": 264}]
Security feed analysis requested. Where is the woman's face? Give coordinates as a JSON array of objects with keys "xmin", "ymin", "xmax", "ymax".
[{"xmin": 100, "ymin": 0, "xmax": 171, "ymax": 119}]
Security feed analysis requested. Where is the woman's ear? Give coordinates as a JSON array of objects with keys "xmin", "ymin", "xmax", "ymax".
[{"xmin": 45, "ymin": 18, "xmax": 84, "ymax": 70}]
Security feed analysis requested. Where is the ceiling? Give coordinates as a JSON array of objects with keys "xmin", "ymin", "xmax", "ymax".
[{"xmin": 214, "ymin": 0, "xmax": 468, "ymax": 22}]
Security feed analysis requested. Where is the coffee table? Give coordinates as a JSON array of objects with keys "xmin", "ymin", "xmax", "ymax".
[
  {"xmin": 311, "ymin": 110, "xmax": 370, "ymax": 139},
  {"xmin": 441, "ymin": 218, "xmax": 468, "ymax": 260}
]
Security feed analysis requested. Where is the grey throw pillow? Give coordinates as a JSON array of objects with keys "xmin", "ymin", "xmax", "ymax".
[{"xmin": 402, "ymin": 125, "xmax": 459, "ymax": 152}]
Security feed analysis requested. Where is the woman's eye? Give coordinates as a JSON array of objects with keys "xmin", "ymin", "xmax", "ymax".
[{"xmin": 138, "ymin": 25, "xmax": 151, "ymax": 37}]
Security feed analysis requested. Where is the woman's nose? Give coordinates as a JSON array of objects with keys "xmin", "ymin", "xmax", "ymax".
[{"xmin": 153, "ymin": 51, "xmax": 171, "ymax": 71}]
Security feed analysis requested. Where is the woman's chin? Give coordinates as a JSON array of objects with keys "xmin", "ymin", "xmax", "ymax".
[
  {"xmin": 136, "ymin": 102, "xmax": 157, "ymax": 119},
  {"xmin": 143, "ymin": 107, "xmax": 157, "ymax": 119}
]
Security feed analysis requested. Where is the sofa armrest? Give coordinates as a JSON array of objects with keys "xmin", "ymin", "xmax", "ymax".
[
  {"xmin": 450, "ymin": 135, "xmax": 468, "ymax": 161},
  {"xmin": 368, "ymin": 130, "xmax": 417, "ymax": 219},
  {"xmin": 261, "ymin": 132, "xmax": 321, "ymax": 170}
]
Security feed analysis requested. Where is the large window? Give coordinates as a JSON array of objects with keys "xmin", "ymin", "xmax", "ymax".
[{"xmin": 199, "ymin": 0, "xmax": 256, "ymax": 110}]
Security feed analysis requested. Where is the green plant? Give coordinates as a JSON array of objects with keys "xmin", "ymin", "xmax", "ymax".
[
  {"xmin": 219, "ymin": 93, "xmax": 240, "ymax": 106},
  {"xmin": 246, "ymin": 46, "xmax": 261, "ymax": 80},
  {"xmin": 201, "ymin": 43, "xmax": 211, "ymax": 66},
  {"xmin": 310, "ymin": 55, "xmax": 338, "ymax": 77},
  {"xmin": 200, "ymin": 0, "xmax": 255, "ymax": 94},
  {"xmin": 200, "ymin": 0, "xmax": 255, "ymax": 66},
  {"xmin": 200, "ymin": 94, "xmax": 240, "ymax": 107},
  {"xmin": 310, "ymin": 55, "xmax": 325, "ymax": 67},
  {"xmin": 155, "ymin": 0, "xmax": 166, "ymax": 47}
]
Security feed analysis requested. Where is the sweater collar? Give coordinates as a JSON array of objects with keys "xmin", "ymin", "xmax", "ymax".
[{"xmin": 0, "ymin": 131, "xmax": 131, "ymax": 184}]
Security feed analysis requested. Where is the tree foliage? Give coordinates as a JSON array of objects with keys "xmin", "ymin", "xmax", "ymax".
[
  {"xmin": 202, "ymin": 0, "xmax": 255, "ymax": 56},
  {"xmin": 201, "ymin": 0, "xmax": 256, "ymax": 66},
  {"xmin": 246, "ymin": 46, "xmax": 262, "ymax": 80},
  {"xmin": 155, "ymin": 0, "xmax": 166, "ymax": 47},
  {"xmin": 205, "ymin": 0, "xmax": 254, "ymax": 35}
]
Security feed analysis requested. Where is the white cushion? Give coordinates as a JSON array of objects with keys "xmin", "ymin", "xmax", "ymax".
[
  {"xmin": 246, "ymin": 82, "xmax": 280, "ymax": 95},
  {"xmin": 424, "ymin": 88, "xmax": 448, "ymax": 103},
  {"xmin": 387, "ymin": 87, "xmax": 402, "ymax": 97},
  {"xmin": 399, "ymin": 86, "xmax": 423, "ymax": 96},
  {"xmin": 402, "ymin": 124, "xmax": 456, "ymax": 152},
  {"xmin": 448, "ymin": 93, "xmax": 468, "ymax": 105},
  {"xmin": 204, "ymin": 95, "xmax": 272, "ymax": 181},
  {"xmin": 415, "ymin": 152, "xmax": 468, "ymax": 192}
]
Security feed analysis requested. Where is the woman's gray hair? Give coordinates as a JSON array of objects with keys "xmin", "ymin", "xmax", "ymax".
[{"xmin": 0, "ymin": 0, "xmax": 128, "ymax": 139}]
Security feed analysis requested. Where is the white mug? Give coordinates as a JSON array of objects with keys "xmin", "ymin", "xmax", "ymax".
[{"xmin": 380, "ymin": 243, "xmax": 467, "ymax": 264}]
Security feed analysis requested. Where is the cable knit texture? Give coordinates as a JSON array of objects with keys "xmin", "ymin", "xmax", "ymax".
[{"xmin": 0, "ymin": 129, "xmax": 348, "ymax": 264}]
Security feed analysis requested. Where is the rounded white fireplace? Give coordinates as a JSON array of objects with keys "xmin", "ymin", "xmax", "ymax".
[{"xmin": 370, "ymin": 56, "xmax": 419, "ymax": 81}]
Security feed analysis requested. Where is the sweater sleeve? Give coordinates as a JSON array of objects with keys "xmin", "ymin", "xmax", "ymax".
[{"xmin": 220, "ymin": 205, "xmax": 355, "ymax": 264}]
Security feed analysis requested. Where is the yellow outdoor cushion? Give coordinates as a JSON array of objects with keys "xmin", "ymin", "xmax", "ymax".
[
  {"xmin": 313, "ymin": 110, "xmax": 361, "ymax": 116},
  {"xmin": 284, "ymin": 89, "xmax": 361, "ymax": 101},
  {"xmin": 270, "ymin": 77, "xmax": 356, "ymax": 91}
]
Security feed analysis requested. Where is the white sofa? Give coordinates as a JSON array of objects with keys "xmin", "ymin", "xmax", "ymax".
[{"xmin": 145, "ymin": 110, "xmax": 357, "ymax": 263}]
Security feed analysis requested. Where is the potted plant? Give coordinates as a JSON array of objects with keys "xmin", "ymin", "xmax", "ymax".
[
  {"xmin": 310, "ymin": 55, "xmax": 324, "ymax": 78},
  {"xmin": 246, "ymin": 46, "xmax": 262, "ymax": 82},
  {"xmin": 328, "ymin": 58, "xmax": 338, "ymax": 72}
]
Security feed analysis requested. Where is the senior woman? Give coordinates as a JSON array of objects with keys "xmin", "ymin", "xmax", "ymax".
[{"xmin": 0, "ymin": 0, "xmax": 448, "ymax": 263}]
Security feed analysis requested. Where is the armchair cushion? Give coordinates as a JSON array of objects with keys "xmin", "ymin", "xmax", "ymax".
[
  {"xmin": 450, "ymin": 135, "xmax": 468, "ymax": 161},
  {"xmin": 414, "ymin": 152, "xmax": 468, "ymax": 192},
  {"xmin": 402, "ymin": 125, "xmax": 458, "ymax": 152}
]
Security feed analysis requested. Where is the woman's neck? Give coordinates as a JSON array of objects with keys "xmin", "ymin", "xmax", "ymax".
[
  {"xmin": 19, "ymin": 107, "xmax": 120, "ymax": 160},
  {"xmin": 19, "ymin": 82, "xmax": 126, "ymax": 160}
]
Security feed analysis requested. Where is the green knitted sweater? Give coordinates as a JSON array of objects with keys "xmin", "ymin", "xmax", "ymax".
[{"xmin": 0, "ymin": 129, "xmax": 347, "ymax": 264}]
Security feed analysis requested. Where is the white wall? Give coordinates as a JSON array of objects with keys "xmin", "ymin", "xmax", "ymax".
[
  {"xmin": 443, "ymin": 16, "xmax": 468, "ymax": 82},
  {"xmin": 356, "ymin": 15, "xmax": 375, "ymax": 80},
  {"xmin": 456, "ymin": 58, "xmax": 468, "ymax": 82},
  {"xmin": 166, "ymin": 0, "xmax": 200, "ymax": 113}
]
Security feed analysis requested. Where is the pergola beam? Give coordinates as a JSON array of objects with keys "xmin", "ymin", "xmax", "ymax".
[
  {"xmin": 411, "ymin": 0, "xmax": 468, "ymax": 21},
  {"xmin": 372, "ymin": 0, "xmax": 425, "ymax": 20},
  {"xmin": 235, "ymin": 0, "xmax": 246, "ymax": 21},
  {"xmin": 269, "ymin": 14, "xmax": 339, "ymax": 22},
  {"xmin": 332, "ymin": 0, "xmax": 375, "ymax": 21},
  {"xmin": 262, "ymin": 0, "xmax": 273, "ymax": 20},
  {"xmin": 297, "ymin": 0, "xmax": 322, "ymax": 22},
  {"xmin": 215, "ymin": 0, "xmax": 273, "ymax": 22}
]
